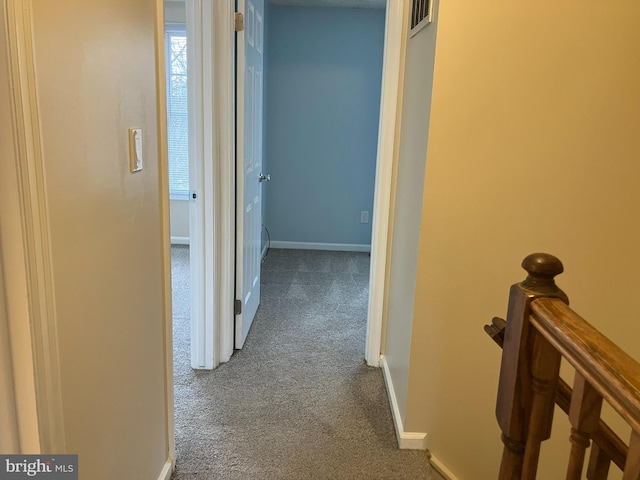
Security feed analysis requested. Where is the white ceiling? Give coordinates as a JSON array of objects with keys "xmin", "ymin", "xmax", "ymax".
[{"xmin": 269, "ymin": 0, "xmax": 385, "ymax": 9}]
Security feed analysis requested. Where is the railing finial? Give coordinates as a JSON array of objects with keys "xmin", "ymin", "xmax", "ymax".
[{"xmin": 521, "ymin": 253, "xmax": 568, "ymax": 302}]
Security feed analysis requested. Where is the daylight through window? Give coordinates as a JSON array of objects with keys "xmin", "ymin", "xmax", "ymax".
[{"xmin": 165, "ymin": 26, "xmax": 189, "ymax": 199}]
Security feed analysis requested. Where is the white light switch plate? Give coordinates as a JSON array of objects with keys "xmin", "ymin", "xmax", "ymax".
[{"xmin": 129, "ymin": 128, "xmax": 143, "ymax": 173}]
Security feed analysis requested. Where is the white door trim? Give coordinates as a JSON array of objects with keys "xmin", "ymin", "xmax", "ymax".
[
  {"xmin": 186, "ymin": 0, "xmax": 217, "ymax": 370},
  {"xmin": 3, "ymin": 0, "xmax": 65, "ymax": 452},
  {"xmin": 185, "ymin": 0, "xmax": 236, "ymax": 368},
  {"xmin": 155, "ymin": 0, "xmax": 176, "ymax": 466},
  {"xmin": 365, "ymin": 0, "xmax": 406, "ymax": 367},
  {"xmin": 213, "ymin": 0, "xmax": 236, "ymax": 364}
]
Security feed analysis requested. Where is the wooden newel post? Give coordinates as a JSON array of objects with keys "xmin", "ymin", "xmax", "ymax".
[{"xmin": 495, "ymin": 253, "xmax": 568, "ymax": 480}]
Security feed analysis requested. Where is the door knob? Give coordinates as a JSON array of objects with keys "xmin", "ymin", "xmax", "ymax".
[{"xmin": 259, "ymin": 173, "xmax": 271, "ymax": 183}]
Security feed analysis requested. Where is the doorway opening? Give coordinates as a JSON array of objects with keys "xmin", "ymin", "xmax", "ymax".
[
  {"xmin": 258, "ymin": 1, "xmax": 387, "ymax": 374},
  {"xmin": 162, "ymin": 0, "xmax": 405, "ymax": 468},
  {"xmin": 164, "ymin": 1, "xmax": 193, "ymax": 380}
]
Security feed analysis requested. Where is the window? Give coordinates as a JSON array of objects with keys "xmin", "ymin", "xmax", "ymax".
[{"xmin": 165, "ymin": 25, "xmax": 189, "ymax": 199}]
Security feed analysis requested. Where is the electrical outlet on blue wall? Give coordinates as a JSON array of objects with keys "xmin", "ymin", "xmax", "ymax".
[{"xmin": 361, "ymin": 211, "xmax": 369, "ymax": 224}]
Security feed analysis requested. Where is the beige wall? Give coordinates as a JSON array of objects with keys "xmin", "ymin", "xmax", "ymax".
[
  {"xmin": 393, "ymin": 2, "xmax": 640, "ymax": 478},
  {"xmin": 24, "ymin": 0, "xmax": 169, "ymax": 478}
]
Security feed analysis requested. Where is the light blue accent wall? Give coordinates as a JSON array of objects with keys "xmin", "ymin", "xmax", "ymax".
[{"xmin": 264, "ymin": 6, "xmax": 385, "ymax": 246}]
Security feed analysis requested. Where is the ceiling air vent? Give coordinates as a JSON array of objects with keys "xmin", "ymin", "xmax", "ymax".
[{"xmin": 410, "ymin": 0, "xmax": 433, "ymax": 37}]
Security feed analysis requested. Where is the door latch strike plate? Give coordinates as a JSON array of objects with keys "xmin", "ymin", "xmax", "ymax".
[{"xmin": 234, "ymin": 299, "xmax": 242, "ymax": 315}]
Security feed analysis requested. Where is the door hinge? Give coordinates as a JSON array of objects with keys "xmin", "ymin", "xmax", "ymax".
[
  {"xmin": 234, "ymin": 12, "xmax": 244, "ymax": 32},
  {"xmin": 234, "ymin": 299, "xmax": 242, "ymax": 315}
]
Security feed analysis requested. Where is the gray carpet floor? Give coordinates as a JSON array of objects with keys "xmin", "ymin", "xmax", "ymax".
[{"xmin": 170, "ymin": 246, "xmax": 431, "ymax": 479}]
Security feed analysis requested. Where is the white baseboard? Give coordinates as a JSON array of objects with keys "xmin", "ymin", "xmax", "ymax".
[
  {"xmin": 171, "ymin": 236, "xmax": 190, "ymax": 245},
  {"xmin": 431, "ymin": 454, "xmax": 458, "ymax": 480},
  {"xmin": 380, "ymin": 355, "xmax": 428, "ymax": 450},
  {"xmin": 269, "ymin": 241, "xmax": 371, "ymax": 252},
  {"xmin": 156, "ymin": 458, "xmax": 173, "ymax": 480}
]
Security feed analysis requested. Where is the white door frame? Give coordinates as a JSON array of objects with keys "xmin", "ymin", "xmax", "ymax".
[
  {"xmin": 212, "ymin": 0, "xmax": 406, "ymax": 367},
  {"xmin": 213, "ymin": 0, "xmax": 237, "ymax": 364},
  {"xmin": 186, "ymin": 0, "xmax": 217, "ymax": 369},
  {"xmin": 365, "ymin": 0, "xmax": 406, "ymax": 367},
  {"xmin": 187, "ymin": 0, "xmax": 236, "ymax": 369}
]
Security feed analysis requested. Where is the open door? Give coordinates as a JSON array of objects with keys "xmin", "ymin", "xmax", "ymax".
[{"xmin": 235, "ymin": 0, "xmax": 264, "ymax": 349}]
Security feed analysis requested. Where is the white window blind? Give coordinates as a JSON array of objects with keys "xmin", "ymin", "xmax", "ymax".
[{"xmin": 165, "ymin": 26, "xmax": 189, "ymax": 199}]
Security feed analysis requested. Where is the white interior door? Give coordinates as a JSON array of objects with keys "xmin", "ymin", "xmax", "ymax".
[{"xmin": 235, "ymin": 0, "xmax": 264, "ymax": 349}]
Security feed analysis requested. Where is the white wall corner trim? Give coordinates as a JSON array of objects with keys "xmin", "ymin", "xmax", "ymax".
[
  {"xmin": 170, "ymin": 236, "xmax": 190, "ymax": 245},
  {"xmin": 156, "ymin": 459, "xmax": 174, "ymax": 480},
  {"xmin": 380, "ymin": 356, "xmax": 427, "ymax": 450},
  {"xmin": 269, "ymin": 241, "xmax": 371, "ymax": 253},
  {"xmin": 430, "ymin": 454, "xmax": 459, "ymax": 480}
]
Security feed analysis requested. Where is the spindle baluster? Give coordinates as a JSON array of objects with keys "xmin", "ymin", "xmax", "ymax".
[
  {"xmin": 566, "ymin": 372, "xmax": 603, "ymax": 479},
  {"xmin": 522, "ymin": 331, "xmax": 561, "ymax": 479},
  {"xmin": 587, "ymin": 443, "xmax": 611, "ymax": 480},
  {"xmin": 623, "ymin": 430, "xmax": 640, "ymax": 480}
]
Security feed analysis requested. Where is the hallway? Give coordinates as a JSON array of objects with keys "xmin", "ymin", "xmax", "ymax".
[{"xmin": 170, "ymin": 247, "xmax": 430, "ymax": 479}]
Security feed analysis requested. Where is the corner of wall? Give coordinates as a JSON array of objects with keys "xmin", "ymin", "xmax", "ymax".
[
  {"xmin": 430, "ymin": 454, "xmax": 459, "ymax": 480},
  {"xmin": 156, "ymin": 458, "xmax": 174, "ymax": 480},
  {"xmin": 380, "ymin": 356, "xmax": 427, "ymax": 450}
]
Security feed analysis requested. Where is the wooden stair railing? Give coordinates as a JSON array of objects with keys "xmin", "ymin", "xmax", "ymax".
[{"xmin": 485, "ymin": 253, "xmax": 640, "ymax": 479}]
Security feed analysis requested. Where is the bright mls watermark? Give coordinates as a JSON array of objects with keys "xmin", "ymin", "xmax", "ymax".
[{"xmin": 0, "ymin": 455, "xmax": 77, "ymax": 479}]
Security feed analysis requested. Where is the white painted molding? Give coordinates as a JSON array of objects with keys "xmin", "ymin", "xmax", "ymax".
[
  {"xmin": 170, "ymin": 236, "xmax": 190, "ymax": 245},
  {"xmin": 156, "ymin": 459, "xmax": 174, "ymax": 480},
  {"xmin": 380, "ymin": 356, "xmax": 427, "ymax": 450},
  {"xmin": 154, "ymin": 0, "xmax": 176, "ymax": 463},
  {"xmin": 187, "ymin": 0, "xmax": 218, "ymax": 370},
  {"xmin": 431, "ymin": 455, "xmax": 459, "ymax": 480},
  {"xmin": 365, "ymin": 0, "xmax": 406, "ymax": 367},
  {"xmin": 186, "ymin": 0, "xmax": 205, "ymax": 369},
  {"xmin": 201, "ymin": 0, "xmax": 217, "ymax": 369},
  {"xmin": 214, "ymin": 0, "xmax": 236, "ymax": 365},
  {"xmin": 5, "ymin": 0, "xmax": 66, "ymax": 453},
  {"xmin": 269, "ymin": 241, "xmax": 371, "ymax": 252}
]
